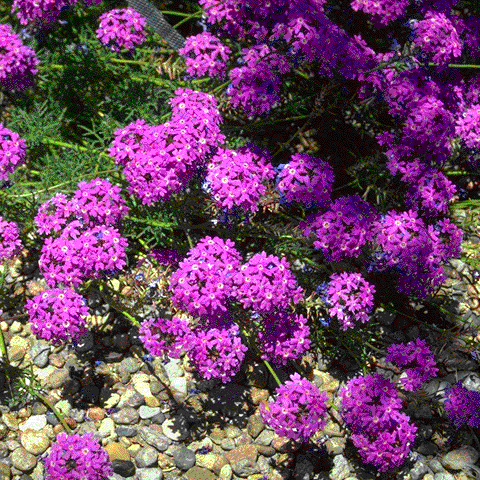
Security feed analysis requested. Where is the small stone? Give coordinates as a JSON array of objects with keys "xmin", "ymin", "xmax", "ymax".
[
  {"xmin": 11, "ymin": 447, "xmax": 36, "ymax": 472},
  {"xmin": 164, "ymin": 361, "xmax": 184, "ymax": 381},
  {"xmin": 221, "ymin": 439, "xmax": 236, "ymax": 451},
  {"xmin": 249, "ymin": 388, "xmax": 269, "ymax": 405},
  {"xmin": 134, "ymin": 382, "xmax": 153, "ymax": 399},
  {"xmin": 139, "ymin": 406, "xmax": 161, "ymax": 420},
  {"xmin": 116, "ymin": 427, "xmax": 137, "ymax": 438},
  {"xmin": 98, "ymin": 418, "xmax": 116, "ymax": 440},
  {"xmin": 103, "ymin": 393, "xmax": 121, "ymax": 409},
  {"xmin": 247, "ymin": 415, "xmax": 264, "ymax": 439},
  {"xmin": 31, "ymin": 344, "xmax": 50, "ymax": 368},
  {"xmin": 271, "ymin": 437, "xmax": 300, "ymax": 453},
  {"xmin": 135, "ymin": 447, "xmax": 158, "ymax": 468},
  {"xmin": 0, "ymin": 424, "xmax": 7, "ymax": 441},
  {"xmin": 219, "ymin": 464, "xmax": 233, "ymax": 480},
  {"xmin": 106, "ymin": 442, "xmax": 131, "ymax": 461},
  {"xmin": 0, "ymin": 462, "xmax": 10, "ymax": 480},
  {"xmin": 20, "ymin": 430, "xmax": 50, "ymax": 455},
  {"xmin": 170, "ymin": 377, "xmax": 187, "ymax": 397},
  {"xmin": 137, "ymin": 468, "xmax": 164, "ymax": 480},
  {"xmin": 435, "ymin": 473, "xmax": 455, "ymax": 480},
  {"xmin": 255, "ymin": 429, "xmax": 275, "ymax": 446},
  {"xmin": 45, "ymin": 368, "xmax": 70, "ymax": 389},
  {"xmin": 315, "ymin": 372, "xmax": 339, "ymax": 392},
  {"xmin": 87, "ymin": 407, "xmax": 106, "ymax": 422},
  {"xmin": 10, "ymin": 321, "xmax": 22, "ymax": 334},
  {"xmin": 118, "ymin": 389, "xmax": 145, "ymax": 409},
  {"xmin": 110, "ymin": 408, "xmax": 140, "ymax": 425},
  {"xmin": 48, "ymin": 354, "xmax": 65, "ymax": 368},
  {"xmin": 225, "ymin": 444, "xmax": 258, "ymax": 466},
  {"xmin": 210, "ymin": 426, "xmax": 225, "ymax": 444},
  {"xmin": 256, "ymin": 445, "xmax": 276, "ymax": 457},
  {"xmin": 409, "ymin": 459, "xmax": 429, "ymax": 480},
  {"xmin": 196, "ymin": 452, "xmax": 218, "ymax": 471},
  {"xmin": 429, "ymin": 459, "xmax": 445, "ymax": 473},
  {"xmin": 329, "ymin": 455, "xmax": 351, "ymax": 480},
  {"xmin": 139, "ymin": 427, "xmax": 170, "ymax": 451},
  {"xmin": 231, "ymin": 458, "xmax": 260, "ymax": 477},
  {"xmin": 161, "ymin": 417, "xmax": 189, "ymax": 442},
  {"xmin": 173, "ymin": 447, "xmax": 196, "ymax": 470},
  {"xmin": 185, "ymin": 466, "xmax": 216, "ymax": 480},
  {"xmin": 7, "ymin": 345, "xmax": 25, "ymax": 365},
  {"xmin": 19, "ymin": 415, "xmax": 47, "ymax": 432},
  {"xmin": 1, "ymin": 414, "xmax": 18, "ymax": 431},
  {"xmin": 325, "ymin": 436, "xmax": 347, "ymax": 455},
  {"xmin": 111, "ymin": 459, "xmax": 135, "ymax": 477},
  {"xmin": 224, "ymin": 425, "xmax": 242, "ymax": 439},
  {"xmin": 157, "ymin": 453, "xmax": 175, "ymax": 470},
  {"xmin": 118, "ymin": 357, "xmax": 142, "ymax": 375},
  {"xmin": 442, "ymin": 446, "xmax": 479, "ymax": 470}
]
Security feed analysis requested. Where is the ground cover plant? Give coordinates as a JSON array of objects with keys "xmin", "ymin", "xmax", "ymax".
[{"xmin": 1, "ymin": 0, "xmax": 480, "ymax": 478}]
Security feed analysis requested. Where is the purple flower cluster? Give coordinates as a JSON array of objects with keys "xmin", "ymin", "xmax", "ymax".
[
  {"xmin": 455, "ymin": 104, "xmax": 480, "ymax": 150},
  {"xmin": 232, "ymin": 251, "xmax": 304, "ymax": 313},
  {"xmin": 44, "ymin": 432, "xmax": 113, "ymax": 480},
  {"xmin": 186, "ymin": 323, "xmax": 248, "ymax": 383},
  {"xmin": 96, "ymin": 8, "xmax": 147, "ymax": 52},
  {"xmin": 205, "ymin": 145, "xmax": 275, "ymax": 213},
  {"xmin": 413, "ymin": 11, "xmax": 462, "ymax": 64},
  {"xmin": 326, "ymin": 272, "xmax": 375, "ymax": 330},
  {"xmin": 350, "ymin": 0, "xmax": 410, "ymax": 26},
  {"xmin": 139, "ymin": 316, "xmax": 192, "ymax": 359},
  {"xmin": 179, "ymin": 32, "xmax": 231, "ymax": 78},
  {"xmin": 26, "ymin": 288, "xmax": 89, "ymax": 344},
  {"xmin": 0, "ymin": 217, "xmax": 22, "ymax": 261},
  {"xmin": 276, "ymin": 153, "xmax": 334, "ymax": 208},
  {"xmin": 443, "ymin": 383, "xmax": 480, "ymax": 428},
  {"xmin": 0, "ymin": 124, "xmax": 27, "ymax": 180},
  {"xmin": 0, "ymin": 23, "xmax": 39, "ymax": 91},
  {"xmin": 110, "ymin": 90, "xmax": 223, "ymax": 205},
  {"xmin": 260, "ymin": 372, "xmax": 328, "ymax": 442},
  {"xmin": 339, "ymin": 373, "xmax": 417, "ymax": 471},
  {"xmin": 256, "ymin": 311, "xmax": 311, "ymax": 365},
  {"xmin": 302, "ymin": 195, "xmax": 379, "ymax": 263},
  {"xmin": 11, "ymin": 0, "xmax": 75, "ymax": 25},
  {"xmin": 168, "ymin": 236, "xmax": 242, "ymax": 318},
  {"xmin": 386, "ymin": 338, "xmax": 438, "ymax": 391}
]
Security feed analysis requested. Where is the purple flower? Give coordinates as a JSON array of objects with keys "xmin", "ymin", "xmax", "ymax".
[
  {"xmin": 413, "ymin": 11, "xmax": 462, "ymax": 64},
  {"xmin": 386, "ymin": 338, "xmax": 438, "ymax": 391},
  {"xmin": 34, "ymin": 193, "xmax": 72, "ymax": 236},
  {"xmin": 96, "ymin": 8, "xmax": 147, "ymax": 52},
  {"xmin": 179, "ymin": 32, "xmax": 231, "ymax": 78},
  {"xmin": 302, "ymin": 195, "xmax": 379, "ymax": 263},
  {"xmin": 0, "ymin": 124, "xmax": 27, "ymax": 180},
  {"xmin": 26, "ymin": 288, "xmax": 90, "ymax": 345},
  {"xmin": 260, "ymin": 372, "xmax": 329, "ymax": 442},
  {"xmin": 232, "ymin": 251, "xmax": 304, "ymax": 313},
  {"xmin": 276, "ymin": 153, "xmax": 334, "ymax": 208},
  {"xmin": 185, "ymin": 323, "xmax": 248, "ymax": 383},
  {"xmin": 11, "ymin": 0, "xmax": 76, "ymax": 25},
  {"xmin": 444, "ymin": 383, "xmax": 480, "ymax": 428},
  {"xmin": 350, "ymin": 0, "xmax": 409, "ymax": 26},
  {"xmin": 43, "ymin": 432, "xmax": 113, "ymax": 480},
  {"xmin": 205, "ymin": 145, "xmax": 275, "ymax": 213},
  {"xmin": 139, "ymin": 316, "xmax": 192, "ymax": 359},
  {"xmin": 0, "ymin": 23, "xmax": 39, "ymax": 90},
  {"xmin": 455, "ymin": 104, "xmax": 480, "ymax": 151},
  {"xmin": 327, "ymin": 272, "xmax": 375, "ymax": 330},
  {"xmin": 0, "ymin": 217, "xmax": 22, "ymax": 261}
]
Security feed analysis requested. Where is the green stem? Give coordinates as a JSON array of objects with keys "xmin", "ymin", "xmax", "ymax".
[
  {"xmin": 263, "ymin": 359, "xmax": 282, "ymax": 387},
  {"xmin": 109, "ymin": 58, "xmax": 150, "ymax": 66},
  {"xmin": 428, "ymin": 62, "xmax": 480, "ymax": 69},
  {"xmin": 173, "ymin": 10, "xmax": 202, "ymax": 29},
  {"xmin": 160, "ymin": 10, "xmax": 198, "ymax": 16},
  {"xmin": 36, "ymin": 392, "xmax": 73, "ymax": 434},
  {"xmin": 0, "ymin": 328, "xmax": 8, "ymax": 363},
  {"xmin": 124, "ymin": 215, "xmax": 175, "ymax": 229}
]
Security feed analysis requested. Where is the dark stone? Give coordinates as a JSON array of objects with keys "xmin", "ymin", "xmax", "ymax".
[
  {"xmin": 173, "ymin": 447, "xmax": 196, "ymax": 470},
  {"xmin": 116, "ymin": 427, "xmax": 138, "ymax": 438},
  {"xmin": 112, "ymin": 459, "xmax": 136, "ymax": 477}
]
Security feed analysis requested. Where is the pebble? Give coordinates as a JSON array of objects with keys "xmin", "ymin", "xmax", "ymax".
[
  {"xmin": 116, "ymin": 427, "xmax": 137, "ymax": 438},
  {"xmin": 135, "ymin": 447, "xmax": 158, "ymax": 468},
  {"xmin": 20, "ymin": 430, "xmax": 50, "ymax": 455},
  {"xmin": 185, "ymin": 466, "xmax": 216, "ymax": 480},
  {"xmin": 408, "ymin": 459, "xmax": 429, "ymax": 480},
  {"xmin": 442, "ymin": 447, "xmax": 479, "ymax": 470},
  {"xmin": 173, "ymin": 447, "xmax": 196, "ymax": 470},
  {"xmin": 219, "ymin": 464, "xmax": 233, "ymax": 480},
  {"xmin": 87, "ymin": 407, "xmax": 106, "ymax": 422},
  {"xmin": 231, "ymin": 458, "xmax": 260, "ymax": 477},
  {"xmin": 435, "ymin": 473, "xmax": 455, "ymax": 480},
  {"xmin": 118, "ymin": 389, "xmax": 145, "ymax": 409},
  {"xmin": 18, "ymin": 416, "xmax": 46, "ymax": 432},
  {"xmin": 139, "ymin": 406, "xmax": 160, "ymax": 420},
  {"xmin": 137, "ymin": 468, "xmax": 164, "ymax": 480},
  {"xmin": 0, "ymin": 462, "xmax": 10, "ymax": 480},
  {"xmin": 110, "ymin": 408, "xmax": 140, "ymax": 425},
  {"xmin": 30, "ymin": 343, "xmax": 50, "ymax": 368},
  {"xmin": 106, "ymin": 442, "xmax": 131, "ymax": 461},
  {"xmin": 98, "ymin": 418, "xmax": 116, "ymax": 440},
  {"xmin": 118, "ymin": 358, "xmax": 142, "ymax": 375},
  {"xmin": 11, "ymin": 448, "xmax": 36, "ymax": 472},
  {"xmin": 247, "ymin": 415, "xmax": 264, "ymax": 438},
  {"xmin": 164, "ymin": 360, "xmax": 184, "ymax": 381},
  {"xmin": 329, "ymin": 455, "xmax": 351, "ymax": 480},
  {"xmin": 111, "ymin": 459, "xmax": 135, "ymax": 477},
  {"xmin": 45, "ymin": 368, "xmax": 70, "ymax": 389},
  {"xmin": 161, "ymin": 417, "xmax": 189, "ymax": 442},
  {"xmin": 196, "ymin": 452, "xmax": 218, "ymax": 471},
  {"xmin": 139, "ymin": 427, "xmax": 170, "ymax": 451},
  {"xmin": 220, "ymin": 438, "xmax": 236, "ymax": 451}
]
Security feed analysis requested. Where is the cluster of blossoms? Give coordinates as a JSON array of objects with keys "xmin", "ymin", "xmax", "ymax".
[
  {"xmin": 179, "ymin": 32, "xmax": 231, "ymax": 78},
  {"xmin": 169, "ymin": 236, "xmax": 242, "ymax": 318},
  {"xmin": 350, "ymin": 0, "xmax": 410, "ymax": 26},
  {"xmin": 340, "ymin": 373, "xmax": 417, "ymax": 471},
  {"xmin": 0, "ymin": 217, "xmax": 22, "ymax": 261},
  {"xmin": 35, "ymin": 178, "xmax": 129, "ymax": 287},
  {"xmin": 96, "ymin": 8, "xmax": 147, "ymax": 52},
  {"xmin": 455, "ymin": 104, "xmax": 480, "ymax": 151},
  {"xmin": 386, "ymin": 339, "xmax": 438, "ymax": 391},
  {"xmin": 276, "ymin": 153, "xmax": 334, "ymax": 208},
  {"xmin": 260, "ymin": 373, "xmax": 328, "ymax": 442},
  {"xmin": 0, "ymin": 124, "xmax": 27, "ymax": 180},
  {"xmin": 0, "ymin": 23, "xmax": 39, "ymax": 91},
  {"xmin": 412, "ymin": 11, "xmax": 462, "ymax": 64},
  {"xmin": 232, "ymin": 252, "xmax": 304, "ymax": 313},
  {"xmin": 326, "ymin": 272, "xmax": 375, "ymax": 330},
  {"xmin": 205, "ymin": 145, "xmax": 275, "ymax": 213},
  {"xmin": 443, "ymin": 383, "xmax": 480, "ymax": 428},
  {"xmin": 26, "ymin": 288, "xmax": 89, "ymax": 344},
  {"xmin": 302, "ymin": 195, "xmax": 379, "ymax": 263},
  {"xmin": 43, "ymin": 432, "xmax": 113, "ymax": 480}
]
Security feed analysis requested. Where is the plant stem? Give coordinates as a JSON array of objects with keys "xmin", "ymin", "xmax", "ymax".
[
  {"xmin": 0, "ymin": 328, "xmax": 8, "ymax": 363},
  {"xmin": 263, "ymin": 360, "xmax": 282, "ymax": 386},
  {"xmin": 36, "ymin": 392, "xmax": 73, "ymax": 434}
]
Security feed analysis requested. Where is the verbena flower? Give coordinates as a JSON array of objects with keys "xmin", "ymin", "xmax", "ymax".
[
  {"xmin": 0, "ymin": 217, "xmax": 22, "ymax": 261},
  {"xmin": 302, "ymin": 195, "xmax": 379, "ymax": 262},
  {"xmin": 34, "ymin": 193, "xmax": 72, "ymax": 236},
  {"xmin": 169, "ymin": 236, "xmax": 242, "ymax": 318},
  {"xmin": 185, "ymin": 323, "xmax": 248, "ymax": 383},
  {"xmin": 276, "ymin": 153, "xmax": 334, "ymax": 208},
  {"xmin": 260, "ymin": 372, "xmax": 328, "ymax": 442},
  {"xmin": 0, "ymin": 23, "xmax": 39, "ymax": 90},
  {"xmin": 44, "ymin": 432, "xmax": 113, "ymax": 480},
  {"xmin": 386, "ymin": 338, "xmax": 438, "ymax": 391},
  {"xmin": 326, "ymin": 272, "xmax": 375, "ymax": 330},
  {"xmin": 26, "ymin": 288, "xmax": 90, "ymax": 344},
  {"xmin": 96, "ymin": 8, "xmax": 147, "ymax": 52},
  {"xmin": 256, "ymin": 311, "xmax": 311, "ymax": 365},
  {"xmin": 444, "ymin": 383, "xmax": 480, "ymax": 428},
  {"xmin": 139, "ymin": 316, "xmax": 192, "ymax": 359},
  {"xmin": 427, "ymin": 218, "xmax": 463, "ymax": 263},
  {"xmin": 232, "ymin": 251, "xmax": 304, "ymax": 313},
  {"xmin": 350, "ymin": 0, "xmax": 410, "ymax": 26},
  {"xmin": 455, "ymin": 104, "xmax": 480, "ymax": 150},
  {"xmin": 11, "ymin": 0, "xmax": 75, "ymax": 25},
  {"xmin": 205, "ymin": 145, "xmax": 275, "ymax": 213},
  {"xmin": 179, "ymin": 32, "xmax": 231, "ymax": 78},
  {"xmin": 413, "ymin": 11, "xmax": 462, "ymax": 64},
  {"xmin": 0, "ymin": 124, "xmax": 27, "ymax": 180}
]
